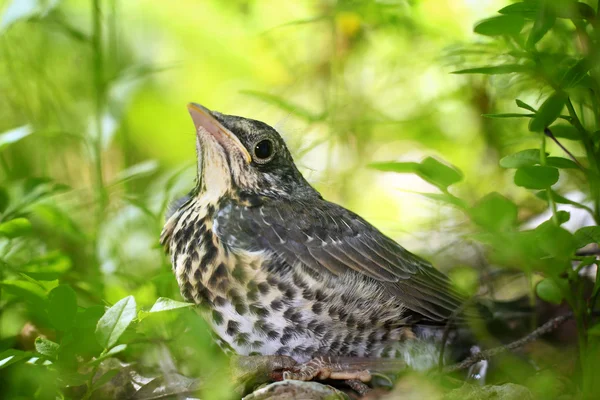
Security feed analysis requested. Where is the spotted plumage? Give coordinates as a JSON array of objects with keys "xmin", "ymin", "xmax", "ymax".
[{"xmin": 160, "ymin": 103, "xmax": 476, "ymax": 370}]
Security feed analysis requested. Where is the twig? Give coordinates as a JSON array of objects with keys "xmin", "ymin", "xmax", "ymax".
[
  {"xmin": 442, "ymin": 313, "xmax": 573, "ymax": 374},
  {"xmin": 544, "ymin": 128, "xmax": 585, "ymax": 170}
]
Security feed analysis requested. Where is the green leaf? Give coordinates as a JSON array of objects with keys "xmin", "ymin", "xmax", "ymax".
[
  {"xmin": 95, "ymin": 296, "xmax": 136, "ymax": 349},
  {"xmin": 536, "ymin": 278, "xmax": 564, "ymax": 304},
  {"xmin": 149, "ymin": 297, "xmax": 193, "ymax": 313},
  {"xmin": 555, "ymin": 210, "xmax": 571, "ymax": 224},
  {"xmin": 482, "ymin": 113, "xmax": 534, "ymax": 119},
  {"xmin": 0, "ymin": 280, "xmax": 47, "ymax": 308},
  {"xmin": 369, "ymin": 158, "xmax": 463, "ymax": 190},
  {"xmin": 0, "ymin": 218, "xmax": 32, "ymax": 238},
  {"xmin": 516, "ymin": 99, "xmax": 536, "ymax": 112},
  {"xmin": 452, "ymin": 64, "xmax": 529, "ymax": 75},
  {"xmin": 545, "ymin": 157, "xmax": 579, "ymax": 169},
  {"xmin": 20, "ymin": 251, "xmax": 72, "ymax": 280},
  {"xmin": 536, "ymin": 190, "xmax": 592, "ymax": 213},
  {"xmin": 474, "ymin": 15, "xmax": 526, "ymax": 36},
  {"xmin": 536, "ymin": 220, "xmax": 576, "ymax": 260},
  {"xmin": 470, "ymin": 192, "xmax": 518, "ymax": 231},
  {"xmin": 0, "ymin": 349, "xmax": 32, "ymax": 369},
  {"xmin": 0, "ymin": 125, "xmax": 32, "ymax": 151},
  {"xmin": 499, "ymin": 2, "xmax": 539, "ymax": 18},
  {"xmin": 526, "ymin": 5, "xmax": 555, "ymax": 48},
  {"xmin": 514, "ymin": 166, "xmax": 559, "ymax": 189},
  {"xmin": 34, "ymin": 337, "xmax": 59, "ymax": 359},
  {"xmin": 561, "ymin": 59, "xmax": 592, "ymax": 89},
  {"xmin": 529, "ymin": 92, "xmax": 568, "ymax": 132},
  {"xmin": 499, "ymin": 149, "xmax": 542, "ymax": 168},
  {"xmin": 548, "ymin": 124, "xmax": 580, "ymax": 140},
  {"xmin": 47, "ymin": 285, "xmax": 78, "ymax": 331},
  {"xmin": 418, "ymin": 157, "xmax": 463, "ymax": 189},
  {"xmin": 368, "ymin": 162, "xmax": 420, "ymax": 173},
  {"xmin": 88, "ymin": 344, "xmax": 127, "ymax": 366},
  {"xmin": 573, "ymin": 226, "xmax": 600, "ymax": 249}
]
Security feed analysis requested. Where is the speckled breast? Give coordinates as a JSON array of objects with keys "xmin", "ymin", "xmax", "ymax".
[{"xmin": 161, "ymin": 198, "xmax": 432, "ymax": 365}]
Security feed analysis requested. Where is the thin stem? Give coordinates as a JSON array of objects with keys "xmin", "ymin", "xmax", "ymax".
[
  {"xmin": 544, "ymin": 128, "xmax": 585, "ymax": 170},
  {"xmin": 540, "ymin": 133, "xmax": 559, "ymax": 225}
]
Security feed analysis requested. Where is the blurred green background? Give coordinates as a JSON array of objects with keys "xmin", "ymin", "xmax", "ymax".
[{"xmin": 2, "ymin": 0, "xmax": 599, "ymax": 399}]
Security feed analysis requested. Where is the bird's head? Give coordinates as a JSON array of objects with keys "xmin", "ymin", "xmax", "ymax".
[{"xmin": 187, "ymin": 103, "xmax": 318, "ymax": 202}]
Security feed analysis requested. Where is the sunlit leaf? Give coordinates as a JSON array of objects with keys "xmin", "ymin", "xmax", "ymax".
[
  {"xmin": 529, "ymin": 92, "xmax": 568, "ymax": 132},
  {"xmin": 370, "ymin": 158, "xmax": 462, "ymax": 190},
  {"xmin": 499, "ymin": 149, "xmax": 542, "ymax": 168},
  {"xmin": 474, "ymin": 15, "xmax": 526, "ymax": 36},
  {"xmin": 48, "ymin": 285, "xmax": 78, "ymax": 331},
  {"xmin": 573, "ymin": 226, "xmax": 600, "ymax": 249},
  {"xmin": 368, "ymin": 162, "xmax": 419, "ymax": 173},
  {"xmin": 536, "ymin": 278, "xmax": 564, "ymax": 304},
  {"xmin": 0, "ymin": 125, "xmax": 32, "ymax": 151},
  {"xmin": 470, "ymin": 192, "xmax": 518, "ymax": 231},
  {"xmin": 418, "ymin": 157, "xmax": 463, "ymax": 189},
  {"xmin": 516, "ymin": 99, "xmax": 536, "ymax": 112},
  {"xmin": 0, "ymin": 217, "xmax": 31, "ymax": 238},
  {"xmin": 149, "ymin": 297, "xmax": 193, "ymax": 313},
  {"xmin": 34, "ymin": 337, "xmax": 59, "ymax": 359},
  {"xmin": 95, "ymin": 296, "xmax": 136, "ymax": 349},
  {"xmin": 514, "ymin": 166, "xmax": 559, "ymax": 189},
  {"xmin": 452, "ymin": 64, "xmax": 529, "ymax": 75}
]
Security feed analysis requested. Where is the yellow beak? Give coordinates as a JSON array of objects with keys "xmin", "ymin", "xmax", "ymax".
[{"xmin": 187, "ymin": 103, "xmax": 252, "ymax": 163}]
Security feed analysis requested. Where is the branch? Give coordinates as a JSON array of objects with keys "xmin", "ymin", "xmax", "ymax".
[
  {"xmin": 442, "ymin": 313, "xmax": 573, "ymax": 374},
  {"xmin": 544, "ymin": 128, "xmax": 585, "ymax": 170}
]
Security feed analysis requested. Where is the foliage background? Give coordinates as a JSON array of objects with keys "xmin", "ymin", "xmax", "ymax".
[{"xmin": 1, "ymin": 0, "xmax": 599, "ymax": 399}]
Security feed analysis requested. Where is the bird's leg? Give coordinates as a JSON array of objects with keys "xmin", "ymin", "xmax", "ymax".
[{"xmin": 280, "ymin": 355, "xmax": 405, "ymax": 382}]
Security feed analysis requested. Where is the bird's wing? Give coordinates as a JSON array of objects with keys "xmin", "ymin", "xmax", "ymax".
[{"xmin": 214, "ymin": 197, "xmax": 470, "ymax": 323}]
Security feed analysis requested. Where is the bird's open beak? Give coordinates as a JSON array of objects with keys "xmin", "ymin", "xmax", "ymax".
[{"xmin": 187, "ymin": 103, "xmax": 252, "ymax": 163}]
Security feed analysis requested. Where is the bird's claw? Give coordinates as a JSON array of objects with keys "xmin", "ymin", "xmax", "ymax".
[{"xmin": 281, "ymin": 356, "xmax": 372, "ymax": 382}]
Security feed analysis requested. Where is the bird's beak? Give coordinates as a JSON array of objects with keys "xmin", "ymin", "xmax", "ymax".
[{"xmin": 187, "ymin": 103, "xmax": 252, "ymax": 163}]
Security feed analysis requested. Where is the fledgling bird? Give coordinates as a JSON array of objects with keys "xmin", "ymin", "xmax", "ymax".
[{"xmin": 161, "ymin": 103, "xmax": 477, "ymax": 381}]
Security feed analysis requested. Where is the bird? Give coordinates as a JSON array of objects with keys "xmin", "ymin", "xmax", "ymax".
[{"xmin": 160, "ymin": 103, "xmax": 479, "ymax": 382}]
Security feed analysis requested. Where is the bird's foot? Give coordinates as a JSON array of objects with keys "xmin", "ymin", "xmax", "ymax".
[
  {"xmin": 231, "ymin": 354, "xmax": 298, "ymax": 394},
  {"xmin": 281, "ymin": 356, "xmax": 372, "ymax": 382}
]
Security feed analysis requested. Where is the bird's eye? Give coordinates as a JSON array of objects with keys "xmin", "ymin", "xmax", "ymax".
[{"xmin": 253, "ymin": 139, "xmax": 274, "ymax": 162}]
